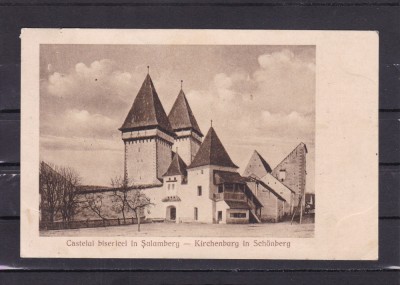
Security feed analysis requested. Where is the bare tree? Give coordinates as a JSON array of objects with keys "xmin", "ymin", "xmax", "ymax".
[
  {"xmin": 58, "ymin": 166, "xmax": 81, "ymax": 225},
  {"xmin": 110, "ymin": 176, "xmax": 129, "ymax": 224},
  {"xmin": 39, "ymin": 162, "xmax": 61, "ymax": 223},
  {"xmin": 110, "ymin": 177, "xmax": 154, "ymax": 232},
  {"xmin": 39, "ymin": 162, "xmax": 81, "ymax": 226},
  {"xmin": 125, "ymin": 186, "xmax": 154, "ymax": 232},
  {"xmin": 83, "ymin": 193, "xmax": 108, "ymax": 222}
]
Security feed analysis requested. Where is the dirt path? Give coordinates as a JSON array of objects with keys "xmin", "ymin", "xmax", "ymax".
[{"xmin": 41, "ymin": 221, "xmax": 314, "ymax": 238}]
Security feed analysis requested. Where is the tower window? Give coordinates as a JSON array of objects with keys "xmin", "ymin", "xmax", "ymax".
[
  {"xmin": 279, "ymin": 170, "xmax": 286, "ymax": 182},
  {"xmin": 197, "ymin": 186, "xmax": 202, "ymax": 196}
]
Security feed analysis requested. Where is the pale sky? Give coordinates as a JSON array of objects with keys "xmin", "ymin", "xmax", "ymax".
[{"xmin": 40, "ymin": 45, "xmax": 315, "ymax": 192}]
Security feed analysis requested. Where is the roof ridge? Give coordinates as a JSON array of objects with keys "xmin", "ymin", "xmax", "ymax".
[
  {"xmin": 163, "ymin": 152, "xmax": 188, "ymax": 177},
  {"xmin": 254, "ymin": 150, "xmax": 272, "ymax": 173},
  {"xmin": 272, "ymin": 142, "xmax": 307, "ymax": 172},
  {"xmin": 182, "ymin": 92, "xmax": 201, "ymax": 133},
  {"xmin": 262, "ymin": 173, "xmax": 295, "ymax": 194},
  {"xmin": 248, "ymin": 176, "xmax": 286, "ymax": 202},
  {"xmin": 188, "ymin": 126, "xmax": 238, "ymax": 169},
  {"xmin": 120, "ymin": 74, "xmax": 174, "ymax": 135},
  {"xmin": 168, "ymin": 89, "xmax": 203, "ymax": 136}
]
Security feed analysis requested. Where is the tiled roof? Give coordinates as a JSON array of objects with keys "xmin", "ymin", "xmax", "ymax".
[
  {"xmin": 163, "ymin": 153, "xmax": 188, "ymax": 177},
  {"xmin": 242, "ymin": 150, "xmax": 272, "ymax": 178},
  {"xmin": 225, "ymin": 201, "xmax": 250, "ymax": 209},
  {"xmin": 168, "ymin": 89, "xmax": 203, "ymax": 137},
  {"xmin": 246, "ymin": 176, "xmax": 286, "ymax": 202},
  {"xmin": 77, "ymin": 185, "xmax": 112, "ymax": 192},
  {"xmin": 120, "ymin": 74, "xmax": 174, "ymax": 135},
  {"xmin": 261, "ymin": 172, "xmax": 296, "ymax": 194},
  {"xmin": 214, "ymin": 170, "xmax": 246, "ymax": 185},
  {"xmin": 76, "ymin": 183, "xmax": 163, "ymax": 194},
  {"xmin": 188, "ymin": 127, "xmax": 238, "ymax": 169}
]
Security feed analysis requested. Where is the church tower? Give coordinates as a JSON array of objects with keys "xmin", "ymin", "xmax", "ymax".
[
  {"xmin": 168, "ymin": 85, "xmax": 203, "ymax": 165},
  {"xmin": 120, "ymin": 73, "xmax": 175, "ymax": 185}
]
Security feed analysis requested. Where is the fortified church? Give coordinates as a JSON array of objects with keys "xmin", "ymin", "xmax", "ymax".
[{"xmin": 107, "ymin": 71, "xmax": 308, "ymax": 224}]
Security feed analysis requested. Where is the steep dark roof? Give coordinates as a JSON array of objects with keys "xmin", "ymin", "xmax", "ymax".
[
  {"xmin": 168, "ymin": 89, "xmax": 203, "ymax": 137},
  {"xmin": 163, "ymin": 153, "xmax": 188, "ymax": 177},
  {"xmin": 120, "ymin": 74, "xmax": 174, "ymax": 135},
  {"xmin": 242, "ymin": 150, "xmax": 272, "ymax": 178},
  {"xmin": 256, "ymin": 151, "xmax": 272, "ymax": 173},
  {"xmin": 188, "ymin": 127, "xmax": 238, "ymax": 169}
]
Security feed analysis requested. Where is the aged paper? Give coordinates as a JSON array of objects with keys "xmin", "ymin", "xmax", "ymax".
[{"xmin": 20, "ymin": 29, "xmax": 378, "ymax": 259}]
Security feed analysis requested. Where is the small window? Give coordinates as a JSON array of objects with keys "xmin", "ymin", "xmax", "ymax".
[
  {"xmin": 230, "ymin": 213, "xmax": 246, "ymax": 218},
  {"xmin": 168, "ymin": 184, "xmax": 170, "ymax": 190},
  {"xmin": 197, "ymin": 186, "xmax": 202, "ymax": 196},
  {"xmin": 201, "ymin": 170, "xmax": 204, "ymax": 174},
  {"xmin": 172, "ymin": 184, "xmax": 175, "ymax": 190},
  {"xmin": 194, "ymin": 207, "xmax": 198, "ymax": 221},
  {"xmin": 279, "ymin": 169, "xmax": 286, "ymax": 182},
  {"xmin": 218, "ymin": 185, "xmax": 223, "ymax": 193}
]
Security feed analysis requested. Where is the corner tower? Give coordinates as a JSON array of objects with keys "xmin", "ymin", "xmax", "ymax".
[
  {"xmin": 120, "ymin": 73, "xmax": 175, "ymax": 185},
  {"xmin": 188, "ymin": 126, "xmax": 238, "ymax": 170},
  {"xmin": 168, "ymin": 86, "xmax": 203, "ymax": 165}
]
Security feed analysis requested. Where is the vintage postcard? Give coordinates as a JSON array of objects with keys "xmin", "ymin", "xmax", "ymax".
[{"xmin": 20, "ymin": 29, "xmax": 378, "ymax": 259}]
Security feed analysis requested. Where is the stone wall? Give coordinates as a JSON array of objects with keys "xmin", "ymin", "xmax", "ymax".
[
  {"xmin": 172, "ymin": 131, "xmax": 202, "ymax": 166},
  {"xmin": 271, "ymin": 143, "xmax": 307, "ymax": 206},
  {"xmin": 247, "ymin": 181, "xmax": 283, "ymax": 222},
  {"xmin": 125, "ymin": 138, "xmax": 157, "ymax": 185},
  {"xmin": 156, "ymin": 137, "xmax": 173, "ymax": 179}
]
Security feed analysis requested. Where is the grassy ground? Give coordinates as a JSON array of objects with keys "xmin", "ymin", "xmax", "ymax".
[{"xmin": 41, "ymin": 220, "xmax": 314, "ymax": 238}]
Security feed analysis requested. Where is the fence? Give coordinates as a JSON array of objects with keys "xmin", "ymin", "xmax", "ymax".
[
  {"xmin": 213, "ymin": 192, "xmax": 245, "ymax": 201},
  {"xmin": 39, "ymin": 216, "xmax": 147, "ymax": 231}
]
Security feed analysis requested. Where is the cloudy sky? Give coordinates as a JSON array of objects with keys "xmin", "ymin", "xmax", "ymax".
[{"xmin": 40, "ymin": 44, "xmax": 315, "ymax": 191}]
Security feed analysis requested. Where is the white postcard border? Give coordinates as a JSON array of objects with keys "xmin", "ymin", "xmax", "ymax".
[{"xmin": 21, "ymin": 29, "xmax": 378, "ymax": 259}]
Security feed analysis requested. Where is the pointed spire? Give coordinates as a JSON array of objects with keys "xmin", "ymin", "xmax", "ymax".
[
  {"xmin": 147, "ymin": 65, "xmax": 150, "ymax": 74},
  {"xmin": 163, "ymin": 152, "xmax": 187, "ymax": 177},
  {"xmin": 168, "ymin": 88, "xmax": 203, "ymax": 137},
  {"xmin": 188, "ymin": 127, "xmax": 238, "ymax": 169},
  {"xmin": 242, "ymin": 150, "xmax": 272, "ymax": 179},
  {"xmin": 119, "ymin": 73, "xmax": 174, "ymax": 136},
  {"xmin": 180, "ymin": 80, "xmax": 183, "ymax": 90}
]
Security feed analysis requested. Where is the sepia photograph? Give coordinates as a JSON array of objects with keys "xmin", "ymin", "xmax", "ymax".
[
  {"xmin": 38, "ymin": 44, "xmax": 315, "ymax": 238},
  {"xmin": 20, "ymin": 29, "xmax": 377, "ymax": 259}
]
